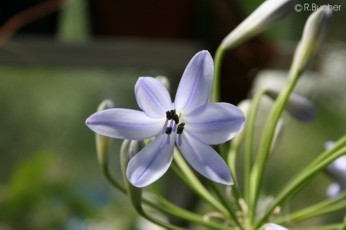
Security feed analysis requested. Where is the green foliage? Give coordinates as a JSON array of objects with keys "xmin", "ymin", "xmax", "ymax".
[{"xmin": 0, "ymin": 151, "xmax": 94, "ymax": 230}]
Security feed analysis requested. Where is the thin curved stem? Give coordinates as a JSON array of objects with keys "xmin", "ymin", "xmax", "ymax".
[
  {"xmin": 151, "ymin": 186, "xmax": 233, "ymax": 230},
  {"xmin": 249, "ymin": 72, "xmax": 300, "ymax": 223},
  {"xmin": 172, "ymin": 149, "xmax": 244, "ymax": 229},
  {"xmin": 102, "ymin": 163, "xmax": 127, "ymax": 194},
  {"xmin": 244, "ymin": 88, "xmax": 266, "ymax": 204},
  {"xmin": 212, "ymin": 46, "xmax": 226, "ymax": 103},
  {"xmin": 275, "ymin": 191, "xmax": 346, "ymax": 224}
]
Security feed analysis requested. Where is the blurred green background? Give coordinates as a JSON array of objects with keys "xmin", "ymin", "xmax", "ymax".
[{"xmin": 0, "ymin": 0, "xmax": 345, "ymax": 229}]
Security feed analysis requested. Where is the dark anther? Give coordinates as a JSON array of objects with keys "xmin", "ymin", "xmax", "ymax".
[
  {"xmin": 166, "ymin": 110, "xmax": 179, "ymax": 124},
  {"xmin": 177, "ymin": 122, "xmax": 185, "ymax": 134},
  {"xmin": 166, "ymin": 111, "xmax": 173, "ymax": 120},
  {"xmin": 165, "ymin": 127, "xmax": 173, "ymax": 135},
  {"xmin": 173, "ymin": 114, "xmax": 179, "ymax": 124}
]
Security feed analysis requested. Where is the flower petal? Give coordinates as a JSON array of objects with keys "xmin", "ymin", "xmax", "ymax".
[
  {"xmin": 177, "ymin": 132, "xmax": 233, "ymax": 185},
  {"xmin": 86, "ymin": 108, "xmax": 164, "ymax": 140},
  {"xmin": 127, "ymin": 134, "xmax": 175, "ymax": 187},
  {"xmin": 135, "ymin": 77, "xmax": 172, "ymax": 118},
  {"xmin": 184, "ymin": 103, "xmax": 245, "ymax": 145},
  {"xmin": 174, "ymin": 51, "xmax": 214, "ymax": 114}
]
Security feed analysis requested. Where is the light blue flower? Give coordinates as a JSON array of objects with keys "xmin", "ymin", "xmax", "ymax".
[{"xmin": 86, "ymin": 51, "xmax": 245, "ymax": 187}]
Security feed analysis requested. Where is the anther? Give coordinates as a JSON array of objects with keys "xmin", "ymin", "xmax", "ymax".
[
  {"xmin": 173, "ymin": 114, "xmax": 179, "ymax": 124},
  {"xmin": 165, "ymin": 127, "xmax": 173, "ymax": 135},
  {"xmin": 166, "ymin": 111, "xmax": 173, "ymax": 120},
  {"xmin": 177, "ymin": 122, "xmax": 185, "ymax": 134},
  {"xmin": 166, "ymin": 110, "xmax": 176, "ymax": 120}
]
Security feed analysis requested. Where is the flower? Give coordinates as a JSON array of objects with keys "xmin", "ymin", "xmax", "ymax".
[
  {"xmin": 265, "ymin": 88, "xmax": 317, "ymax": 122},
  {"xmin": 86, "ymin": 51, "xmax": 245, "ymax": 187},
  {"xmin": 324, "ymin": 141, "xmax": 346, "ymax": 197}
]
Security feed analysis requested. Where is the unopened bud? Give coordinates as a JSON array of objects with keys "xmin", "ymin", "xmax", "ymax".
[
  {"xmin": 237, "ymin": 99, "xmax": 251, "ymax": 116},
  {"xmin": 324, "ymin": 141, "xmax": 346, "ymax": 197},
  {"xmin": 120, "ymin": 140, "xmax": 143, "ymax": 211},
  {"xmin": 290, "ymin": 6, "xmax": 332, "ymax": 76},
  {"xmin": 221, "ymin": 0, "xmax": 296, "ymax": 50},
  {"xmin": 155, "ymin": 76, "xmax": 170, "ymax": 92},
  {"xmin": 266, "ymin": 88, "xmax": 317, "ymax": 122},
  {"xmin": 95, "ymin": 99, "xmax": 114, "ymax": 166}
]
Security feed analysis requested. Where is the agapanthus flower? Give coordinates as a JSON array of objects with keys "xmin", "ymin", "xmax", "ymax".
[{"xmin": 86, "ymin": 51, "xmax": 245, "ymax": 187}]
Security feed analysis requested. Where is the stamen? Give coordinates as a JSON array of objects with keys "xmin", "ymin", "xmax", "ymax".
[
  {"xmin": 161, "ymin": 119, "xmax": 169, "ymax": 134},
  {"xmin": 177, "ymin": 134, "xmax": 182, "ymax": 146},
  {"xmin": 173, "ymin": 114, "xmax": 179, "ymax": 124},
  {"xmin": 166, "ymin": 111, "xmax": 173, "ymax": 120},
  {"xmin": 166, "ymin": 109, "xmax": 180, "ymax": 124},
  {"xmin": 170, "ymin": 119, "xmax": 176, "ymax": 132},
  {"xmin": 165, "ymin": 127, "xmax": 173, "ymax": 135},
  {"xmin": 177, "ymin": 122, "xmax": 185, "ymax": 134},
  {"xmin": 166, "ymin": 135, "xmax": 171, "ymax": 144}
]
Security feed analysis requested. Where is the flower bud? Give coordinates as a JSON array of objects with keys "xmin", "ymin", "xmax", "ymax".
[
  {"xmin": 290, "ymin": 6, "xmax": 332, "ymax": 76},
  {"xmin": 266, "ymin": 88, "xmax": 317, "ymax": 122},
  {"xmin": 95, "ymin": 99, "xmax": 114, "ymax": 167},
  {"xmin": 326, "ymin": 183, "xmax": 341, "ymax": 198},
  {"xmin": 326, "ymin": 156, "xmax": 346, "ymax": 190},
  {"xmin": 324, "ymin": 141, "xmax": 346, "ymax": 197},
  {"xmin": 221, "ymin": 0, "xmax": 296, "ymax": 50},
  {"xmin": 263, "ymin": 223, "xmax": 288, "ymax": 230},
  {"xmin": 155, "ymin": 75, "xmax": 170, "ymax": 92},
  {"xmin": 237, "ymin": 99, "xmax": 251, "ymax": 116},
  {"xmin": 120, "ymin": 140, "xmax": 143, "ymax": 211}
]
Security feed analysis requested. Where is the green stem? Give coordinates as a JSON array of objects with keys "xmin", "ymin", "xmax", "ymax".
[
  {"xmin": 249, "ymin": 71, "xmax": 300, "ymax": 223},
  {"xmin": 255, "ymin": 146, "xmax": 346, "ymax": 228},
  {"xmin": 151, "ymin": 187, "xmax": 233, "ymax": 230},
  {"xmin": 244, "ymin": 88, "xmax": 266, "ymax": 203},
  {"xmin": 135, "ymin": 204, "xmax": 186, "ymax": 230},
  {"xmin": 103, "ymin": 162, "xmax": 184, "ymax": 229},
  {"xmin": 212, "ymin": 46, "xmax": 226, "ymax": 103},
  {"xmin": 102, "ymin": 163, "xmax": 127, "ymax": 194},
  {"xmin": 309, "ymin": 135, "xmax": 346, "ymax": 166},
  {"xmin": 276, "ymin": 191, "xmax": 346, "ymax": 223},
  {"xmin": 208, "ymin": 181, "xmax": 238, "ymax": 216},
  {"xmin": 227, "ymin": 131, "xmax": 242, "ymax": 185},
  {"xmin": 290, "ymin": 224, "xmax": 345, "ymax": 230},
  {"xmin": 339, "ymin": 214, "xmax": 346, "ymax": 230},
  {"xmin": 173, "ymin": 149, "xmax": 243, "ymax": 229}
]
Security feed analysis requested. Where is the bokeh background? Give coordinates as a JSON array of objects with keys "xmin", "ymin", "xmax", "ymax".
[{"xmin": 0, "ymin": 0, "xmax": 345, "ymax": 229}]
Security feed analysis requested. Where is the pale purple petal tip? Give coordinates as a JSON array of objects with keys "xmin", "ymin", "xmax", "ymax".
[
  {"xmin": 174, "ymin": 50, "xmax": 214, "ymax": 114},
  {"xmin": 135, "ymin": 77, "xmax": 172, "ymax": 118},
  {"xmin": 185, "ymin": 103, "xmax": 245, "ymax": 145},
  {"xmin": 86, "ymin": 108, "xmax": 164, "ymax": 140},
  {"xmin": 126, "ymin": 134, "xmax": 175, "ymax": 187},
  {"xmin": 177, "ymin": 132, "xmax": 233, "ymax": 185}
]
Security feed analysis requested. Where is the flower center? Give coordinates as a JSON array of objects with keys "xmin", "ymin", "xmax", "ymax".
[
  {"xmin": 166, "ymin": 110, "xmax": 179, "ymax": 124},
  {"xmin": 164, "ymin": 110, "xmax": 185, "ymax": 141}
]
